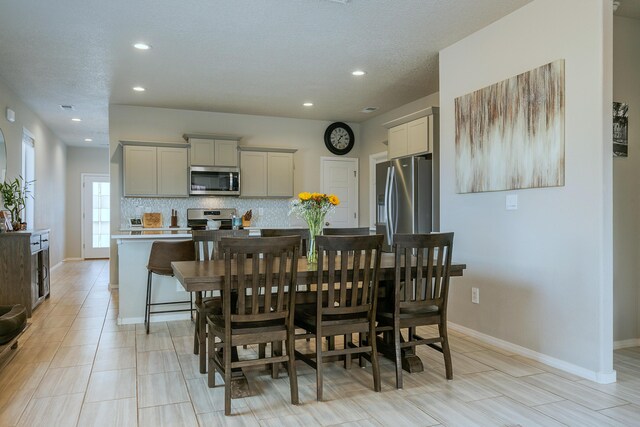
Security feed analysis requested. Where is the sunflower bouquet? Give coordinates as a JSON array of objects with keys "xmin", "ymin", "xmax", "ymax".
[{"xmin": 289, "ymin": 192, "xmax": 340, "ymax": 263}]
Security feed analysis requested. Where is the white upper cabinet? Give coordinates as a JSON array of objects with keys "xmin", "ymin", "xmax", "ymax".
[
  {"xmin": 157, "ymin": 147, "xmax": 188, "ymax": 196},
  {"xmin": 123, "ymin": 145, "xmax": 157, "ymax": 196},
  {"xmin": 186, "ymin": 135, "xmax": 239, "ymax": 167},
  {"xmin": 383, "ymin": 107, "xmax": 439, "ymax": 160},
  {"xmin": 239, "ymin": 147, "xmax": 296, "ymax": 198},
  {"xmin": 122, "ymin": 142, "xmax": 188, "ymax": 197},
  {"xmin": 267, "ymin": 152, "xmax": 294, "ymax": 197}
]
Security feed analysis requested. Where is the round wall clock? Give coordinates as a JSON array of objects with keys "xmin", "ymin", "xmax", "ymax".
[{"xmin": 324, "ymin": 122, "xmax": 355, "ymax": 155}]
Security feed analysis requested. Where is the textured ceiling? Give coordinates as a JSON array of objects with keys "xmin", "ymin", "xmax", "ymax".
[{"xmin": 0, "ymin": 0, "xmax": 532, "ymax": 147}]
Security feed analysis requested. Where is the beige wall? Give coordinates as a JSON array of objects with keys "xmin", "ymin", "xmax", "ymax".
[
  {"xmin": 613, "ymin": 16, "xmax": 640, "ymax": 343},
  {"xmin": 65, "ymin": 146, "xmax": 109, "ymax": 259},
  {"xmin": 0, "ymin": 77, "xmax": 67, "ymax": 267},
  {"xmin": 108, "ymin": 104, "xmax": 360, "ymax": 284},
  {"xmin": 439, "ymin": 0, "xmax": 613, "ymax": 380}
]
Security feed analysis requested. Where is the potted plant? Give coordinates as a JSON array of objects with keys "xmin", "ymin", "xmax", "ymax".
[{"xmin": 0, "ymin": 176, "xmax": 32, "ymax": 231}]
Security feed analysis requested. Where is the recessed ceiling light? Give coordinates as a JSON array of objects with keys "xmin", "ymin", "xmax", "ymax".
[
  {"xmin": 133, "ymin": 42, "xmax": 151, "ymax": 50},
  {"xmin": 133, "ymin": 86, "xmax": 146, "ymax": 92},
  {"xmin": 71, "ymin": 118, "xmax": 82, "ymax": 122},
  {"xmin": 352, "ymin": 70, "xmax": 366, "ymax": 76},
  {"xmin": 60, "ymin": 104, "xmax": 74, "ymax": 111},
  {"xmin": 84, "ymin": 138, "xmax": 93, "ymax": 142},
  {"xmin": 303, "ymin": 102, "xmax": 314, "ymax": 107}
]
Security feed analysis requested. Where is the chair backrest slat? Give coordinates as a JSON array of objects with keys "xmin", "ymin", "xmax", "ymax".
[
  {"xmin": 221, "ymin": 236, "xmax": 300, "ymax": 324},
  {"xmin": 323, "ymin": 227, "xmax": 370, "ymax": 236},
  {"xmin": 315, "ymin": 235, "xmax": 383, "ymax": 320},
  {"xmin": 261, "ymin": 228, "xmax": 310, "ymax": 255},
  {"xmin": 393, "ymin": 233, "xmax": 454, "ymax": 312},
  {"xmin": 192, "ymin": 229, "xmax": 250, "ymax": 261}
]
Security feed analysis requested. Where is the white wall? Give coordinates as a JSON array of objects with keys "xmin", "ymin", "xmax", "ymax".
[
  {"xmin": 108, "ymin": 104, "xmax": 360, "ymax": 285},
  {"xmin": 0, "ymin": 77, "xmax": 67, "ymax": 267},
  {"xmin": 439, "ymin": 0, "xmax": 613, "ymax": 381},
  {"xmin": 65, "ymin": 146, "xmax": 109, "ymax": 259},
  {"xmin": 612, "ymin": 16, "xmax": 640, "ymax": 344}
]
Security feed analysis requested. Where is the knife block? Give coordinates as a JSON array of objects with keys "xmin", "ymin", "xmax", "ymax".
[{"xmin": 170, "ymin": 214, "xmax": 178, "ymax": 228}]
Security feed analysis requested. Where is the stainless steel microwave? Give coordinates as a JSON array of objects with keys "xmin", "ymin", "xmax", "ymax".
[{"xmin": 189, "ymin": 166, "xmax": 240, "ymax": 196}]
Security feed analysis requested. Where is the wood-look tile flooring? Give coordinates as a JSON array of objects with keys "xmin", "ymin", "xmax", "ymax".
[{"xmin": 1, "ymin": 260, "xmax": 639, "ymax": 426}]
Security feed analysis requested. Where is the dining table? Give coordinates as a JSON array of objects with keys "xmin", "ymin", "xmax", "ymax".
[{"xmin": 172, "ymin": 252, "xmax": 466, "ymax": 397}]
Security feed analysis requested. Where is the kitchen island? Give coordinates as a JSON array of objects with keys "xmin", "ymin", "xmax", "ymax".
[{"xmin": 113, "ymin": 229, "xmax": 193, "ymax": 324}]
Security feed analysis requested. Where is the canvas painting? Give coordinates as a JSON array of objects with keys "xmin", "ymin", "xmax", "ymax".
[
  {"xmin": 455, "ymin": 60, "xmax": 565, "ymax": 193},
  {"xmin": 613, "ymin": 102, "xmax": 628, "ymax": 157}
]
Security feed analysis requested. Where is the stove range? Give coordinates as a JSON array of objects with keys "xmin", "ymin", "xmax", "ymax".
[{"xmin": 187, "ymin": 208, "xmax": 237, "ymax": 230}]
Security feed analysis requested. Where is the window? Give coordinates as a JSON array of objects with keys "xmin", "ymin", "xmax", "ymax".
[{"xmin": 22, "ymin": 132, "xmax": 35, "ymax": 229}]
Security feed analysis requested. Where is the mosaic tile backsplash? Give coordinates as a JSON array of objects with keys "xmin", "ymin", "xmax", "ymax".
[{"xmin": 120, "ymin": 197, "xmax": 305, "ymax": 229}]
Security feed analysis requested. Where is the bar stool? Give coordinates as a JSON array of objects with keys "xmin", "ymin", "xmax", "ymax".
[{"xmin": 145, "ymin": 240, "xmax": 196, "ymax": 334}]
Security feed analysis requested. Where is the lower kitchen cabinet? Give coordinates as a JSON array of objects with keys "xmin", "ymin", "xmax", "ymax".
[{"xmin": 0, "ymin": 230, "xmax": 50, "ymax": 317}]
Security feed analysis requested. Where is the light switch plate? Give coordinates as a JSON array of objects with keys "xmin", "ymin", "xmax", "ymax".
[
  {"xmin": 506, "ymin": 194, "xmax": 518, "ymax": 210},
  {"xmin": 6, "ymin": 108, "xmax": 15, "ymax": 123}
]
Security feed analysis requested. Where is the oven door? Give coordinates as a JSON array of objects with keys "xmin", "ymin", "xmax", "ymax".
[{"xmin": 190, "ymin": 166, "xmax": 240, "ymax": 195}]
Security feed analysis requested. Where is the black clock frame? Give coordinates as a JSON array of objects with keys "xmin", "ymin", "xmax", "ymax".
[{"xmin": 324, "ymin": 122, "xmax": 355, "ymax": 155}]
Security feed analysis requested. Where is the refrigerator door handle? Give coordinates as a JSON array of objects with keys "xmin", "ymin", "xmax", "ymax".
[
  {"xmin": 385, "ymin": 166, "xmax": 393, "ymax": 246},
  {"xmin": 387, "ymin": 166, "xmax": 396, "ymax": 246}
]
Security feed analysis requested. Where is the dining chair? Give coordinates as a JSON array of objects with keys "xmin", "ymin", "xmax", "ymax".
[
  {"xmin": 261, "ymin": 228, "xmax": 311, "ymax": 255},
  {"xmin": 376, "ymin": 232, "xmax": 454, "ymax": 389},
  {"xmin": 322, "ymin": 227, "xmax": 371, "ymax": 236},
  {"xmin": 207, "ymin": 235, "xmax": 301, "ymax": 415},
  {"xmin": 145, "ymin": 240, "xmax": 196, "ymax": 334},
  {"xmin": 294, "ymin": 234, "xmax": 383, "ymax": 401},
  {"xmin": 192, "ymin": 229, "xmax": 249, "ymax": 373}
]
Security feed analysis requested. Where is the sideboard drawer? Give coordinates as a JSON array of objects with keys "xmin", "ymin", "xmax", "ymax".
[{"xmin": 29, "ymin": 235, "xmax": 41, "ymax": 253}]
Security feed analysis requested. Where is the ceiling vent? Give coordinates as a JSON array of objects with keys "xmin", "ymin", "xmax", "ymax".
[
  {"xmin": 60, "ymin": 104, "xmax": 75, "ymax": 111},
  {"xmin": 361, "ymin": 107, "xmax": 377, "ymax": 113}
]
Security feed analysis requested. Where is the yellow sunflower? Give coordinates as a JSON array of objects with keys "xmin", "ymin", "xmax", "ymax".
[
  {"xmin": 328, "ymin": 195, "xmax": 340, "ymax": 205},
  {"xmin": 299, "ymin": 192, "xmax": 312, "ymax": 201}
]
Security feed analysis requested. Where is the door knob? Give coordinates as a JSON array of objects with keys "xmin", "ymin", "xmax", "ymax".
[{"xmin": 325, "ymin": 222, "xmax": 330, "ymax": 226}]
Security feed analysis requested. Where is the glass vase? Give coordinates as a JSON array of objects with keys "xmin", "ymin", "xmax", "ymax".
[{"xmin": 306, "ymin": 217, "xmax": 324, "ymax": 265}]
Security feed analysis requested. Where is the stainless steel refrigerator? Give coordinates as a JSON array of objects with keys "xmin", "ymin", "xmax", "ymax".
[{"xmin": 375, "ymin": 156, "xmax": 432, "ymax": 252}]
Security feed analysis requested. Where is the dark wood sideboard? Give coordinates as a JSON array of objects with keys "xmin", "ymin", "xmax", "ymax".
[{"xmin": 0, "ymin": 229, "xmax": 50, "ymax": 317}]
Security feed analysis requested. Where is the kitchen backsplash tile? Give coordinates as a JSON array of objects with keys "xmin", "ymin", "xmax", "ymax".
[{"xmin": 121, "ymin": 197, "xmax": 305, "ymax": 229}]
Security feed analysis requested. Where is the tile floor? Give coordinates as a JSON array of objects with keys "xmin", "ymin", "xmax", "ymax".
[{"xmin": 1, "ymin": 260, "xmax": 639, "ymax": 426}]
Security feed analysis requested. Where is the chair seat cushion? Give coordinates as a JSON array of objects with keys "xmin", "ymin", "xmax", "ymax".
[
  {"xmin": 294, "ymin": 305, "xmax": 368, "ymax": 334},
  {"xmin": 198, "ymin": 297, "xmax": 222, "ymax": 315},
  {"xmin": 0, "ymin": 305, "xmax": 28, "ymax": 345},
  {"xmin": 207, "ymin": 313, "xmax": 285, "ymax": 333},
  {"xmin": 377, "ymin": 304, "xmax": 440, "ymax": 321}
]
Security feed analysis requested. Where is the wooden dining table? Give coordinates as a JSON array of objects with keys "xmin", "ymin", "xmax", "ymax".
[{"xmin": 172, "ymin": 252, "xmax": 466, "ymax": 396}]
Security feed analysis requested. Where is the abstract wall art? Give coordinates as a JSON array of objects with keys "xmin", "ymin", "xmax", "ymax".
[
  {"xmin": 455, "ymin": 60, "xmax": 565, "ymax": 193},
  {"xmin": 613, "ymin": 102, "xmax": 628, "ymax": 157}
]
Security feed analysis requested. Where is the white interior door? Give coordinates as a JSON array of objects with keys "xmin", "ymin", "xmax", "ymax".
[
  {"xmin": 321, "ymin": 157, "xmax": 358, "ymax": 228},
  {"xmin": 82, "ymin": 174, "xmax": 110, "ymax": 259}
]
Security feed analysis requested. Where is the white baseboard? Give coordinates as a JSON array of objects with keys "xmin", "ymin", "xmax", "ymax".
[
  {"xmin": 448, "ymin": 322, "xmax": 617, "ymax": 384},
  {"xmin": 50, "ymin": 261, "xmax": 64, "ymax": 271},
  {"xmin": 117, "ymin": 312, "xmax": 190, "ymax": 325},
  {"xmin": 614, "ymin": 338, "xmax": 640, "ymax": 350}
]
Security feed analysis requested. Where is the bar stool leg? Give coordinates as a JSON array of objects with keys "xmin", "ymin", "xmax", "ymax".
[{"xmin": 145, "ymin": 271, "xmax": 153, "ymax": 334}]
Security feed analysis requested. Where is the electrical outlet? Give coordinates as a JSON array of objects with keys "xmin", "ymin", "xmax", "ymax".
[
  {"xmin": 258, "ymin": 208, "xmax": 264, "ymax": 216},
  {"xmin": 471, "ymin": 287, "xmax": 480, "ymax": 304}
]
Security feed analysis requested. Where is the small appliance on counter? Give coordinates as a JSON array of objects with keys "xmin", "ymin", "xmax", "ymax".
[{"xmin": 187, "ymin": 208, "xmax": 237, "ymax": 230}]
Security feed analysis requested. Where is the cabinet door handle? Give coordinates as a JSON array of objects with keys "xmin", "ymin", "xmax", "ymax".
[
  {"xmin": 42, "ymin": 239, "xmax": 48, "ymax": 243},
  {"xmin": 31, "ymin": 242, "xmax": 39, "ymax": 246}
]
